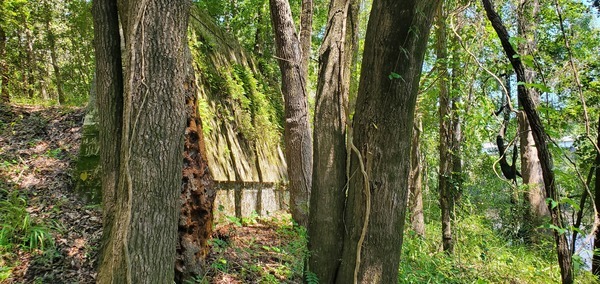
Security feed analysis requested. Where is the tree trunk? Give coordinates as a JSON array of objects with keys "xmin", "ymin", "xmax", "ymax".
[
  {"xmin": 269, "ymin": 0, "xmax": 313, "ymax": 227},
  {"xmin": 299, "ymin": 0, "xmax": 312, "ymax": 81},
  {"xmin": 335, "ymin": 0, "xmax": 440, "ymax": 282},
  {"xmin": 450, "ymin": 34, "xmax": 463, "ymax": 203},
  {"xmin": 24, "ymin": 25, "xmax": 36, "ymax": 99},
  {"xmin": 436, "ymin": 6, "xmax": 454, "ymax": 254},
  {"xmin": 592, "ymin": 116, "xmax": 600, "ymax": 275},
  {"xmin": 95, "ymin": 0, "xmax": 189, "ymax": 283},
  {"xmin": 175, "ymin": 45, "xmax": 215, "ymax": 283},
  {"xmin": 0, "ymin": 17, "xmax": 8, "ymax": 103},
  {"xmin": 408, "ymin": 116, "xmax": 425, "ymax": 237},
  {"xmin": 516, "ymin": 0, "xmax": 549, "ymax": 239},
  {"xmin": 92, "ymin": 0, "xmax": 124, "ymax": 281},
  {"xmin": 307, "ymin": 0, "xmax": 358, "ymax": 281},
  {"xmin": 43, "ymin": 0, "xmax": 65, "ymax": 104},
  {"xmin": 482, "ymin": 1, "xmax": 573, "ymax": 282}
]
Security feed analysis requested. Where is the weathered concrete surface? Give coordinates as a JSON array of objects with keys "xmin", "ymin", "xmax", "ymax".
[
  {"xmin": 76, "ymin": 8, "xmax": 289, "ymax": 218},
  {"xmin": 74, "ymin": 85, "xmax": 101, "ymax": 202},
  {"xmin": 213, "ymin": 181, "xmax": 289, "ymax": 222}
]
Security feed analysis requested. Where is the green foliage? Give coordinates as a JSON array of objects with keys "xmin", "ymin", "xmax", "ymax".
[
  {"xmin": 0, "ymin": 190, "xmax": 53, "ymax": 252},
  {"xmin": 399, "ymin": 215, "xmax": 564, "ymax": 283},
  {"xmin": 0, "ymin": 0, "xmax": 93, "ymax": 105}
]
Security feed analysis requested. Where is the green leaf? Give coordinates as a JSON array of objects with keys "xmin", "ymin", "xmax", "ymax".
[
  {"xmin": 549, "ymin": 224, "xmax": 567, "ymax": 235},
  {"xmin": 388, "ymin": 72, "xmax": 401, "ymax": 80},
  {"xmin": 560, "ymin": 197, "xmax": 580, "ymax": 211}
]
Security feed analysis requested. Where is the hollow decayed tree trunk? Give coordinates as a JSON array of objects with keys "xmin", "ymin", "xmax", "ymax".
[
  {"xmin": 516, "ymin": 0, "xmax": 549, "ymax": 238},
  {"xmin": 436, "ymin": 7, "xmax": 455, "ymax": 254},
  {"xmin": 269, "ymin": 0, "xmax": 313, "ymax": 227},
  {"xmin": 94, "ymin": 0, "xmax": 189, "ymax": 282},
  {"xmin": 307, "ymin": 0, "xmax": 358, "ymax": 281},
  {"xmin": 335, "ymin": 0, "xmax": 440, "ymax": 283},
  {"xmin": 592, "ymin": 116, "xmax": 600, "ymax": 276},
  {"xmin": 482, "ymin": 1, "xmax": 572, "ymax": 283},
  {"xmin": 175, "ymin": 47, "xmax": 215, "ymax": 283},
  {"xmin": 408, "ymin": 116, "xmax": 425, "ymax": 237}
]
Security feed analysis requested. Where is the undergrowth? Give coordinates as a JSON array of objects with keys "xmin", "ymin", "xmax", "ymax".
[
  {"xmin": 194, "ymin": 213, "xmax": 307, "ymax": 283},
  {"xmin": 0, "ymin": 189, "xmax": 54, "ymax": 281},
  {"xmin": 399, "ymin": 214, "xmax": 597, "ymax": 283}
]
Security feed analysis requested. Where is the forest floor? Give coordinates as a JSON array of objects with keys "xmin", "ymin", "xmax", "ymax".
[{"xmin": 0, "ymin": 105, "xmax": 304, "ymax": 284}]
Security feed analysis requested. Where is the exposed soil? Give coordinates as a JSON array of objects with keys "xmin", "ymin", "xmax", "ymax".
[{"xmin": 0, "ymin": 104, "xmax": 303, "ymax": 283}]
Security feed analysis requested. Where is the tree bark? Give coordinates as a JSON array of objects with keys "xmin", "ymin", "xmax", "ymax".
[
  {"xmin": 0, "ymin": 15, "xmax": 8, "ymax": 103},
  {"xmin": 335, "ymin": 0, "xmax": 440, "ymax": 282},
  {"xmin": 175, "ymin": 45, "xmax": 215, "ymax": 283},
  {"xmin": 482, "ymin": 0, "xmax": 573, "ymax": 282},
  {"xmin": 95, "ymin": 0, "xmax": 189, "ymax": 283},
  {"xmin": 299, "ymin": 0, "xmax": 312, "ymax": 81},
  {"xmin": 269, "ymin": 0, "xmax": 313, "ymax": 227},
  {"xmin": 24, "ymin": 24, "xmax": 36, "ymax": 99},
  {"xmin": 436, "ymin": 6, "xmax": 454, "ymax": 254},
  {"xmin": 92, "ymin": 0, "xmax": 123, "ymax": 281},
  {"xmin": 592, "ymin": 116, "xmax": 600, "ymax": 275},
  {"xmin": 408, "ymin": 116, "xmax": 425, "ymax": 237},
  {"xmin": 516, "ymin": 0, "xmax": 549, "ymax": 239},
  {"xmin": 307, "ymin": 0, "xmax": 358, "ymax": 281}
]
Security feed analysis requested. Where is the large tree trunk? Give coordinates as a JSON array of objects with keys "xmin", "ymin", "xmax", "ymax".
[
  {"xmin": 95, "ymin": 0, "xmax": 189, "ymax": 283},
  {"xmin": 483, "ymin": 1, "xmax": 573, "ymax": 282},
  {"xmin": 269, "ymin": 0, "xmax": 313, "ymax": 227},
  {"xmin": 436, "ymin": 6, "xmax": 455, "ymax": 254},
  {"xmin": 592, "ymin": 116, "xmax": 600, "ymax": 275},
  {"xmin": 408, "ymin": 116, "xmax": 425, "ymax": 237},
  {"xmin": 175, "ymin": 46, "xmax": 215, "ymax": 283},
  {"xmin": 335, "ymin": 0, "xmax": 440, "ymax": 283},
  {"xmin": 516, "ymin": 0, "xmax": 549, "ymax": 239},
  {"xmin": 307, "ymin": 0, "xmax": 358, "ymax": 281}
]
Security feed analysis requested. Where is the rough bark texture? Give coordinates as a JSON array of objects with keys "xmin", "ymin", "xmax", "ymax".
[
  {"xmin": 175, "ymin": 46, "xmax": 215, "ymax": 283},
  {"xmin": 92, "ymin": 0, "xmax": 123, "ymax": 281},
  {"xmin": 408, "ymin": 116, "xmax": 425, "ymax": 237},
  {"xmin": 436, "ymin": 7, "xmax": 454, "ymax": 254},
  {"xmin": 335, "ymin": 0, "xmax": 440, "ymax": 283},
  {"xmin": 269, "ymin": 0, "xmax": 313, "ymax": 227},
  {"xmin": 593, "ymin": 116, "xmax": 600, "ymax": 276},
  {"xmin": 516, "ymin": 0, "xmax": 549, "ymax": 237},
  {"xmin": 482, "ymin": 1, "xmax": 573, "ymax": 282},
  {"xmin": 299, "ymin": 0, "xmax": 312, "ymax": 81},
  {"xmin": 307, "ymin": 0, "xmax": 358, "ymax": 281},
  {"xmin": 95, "ymin": 0, "xmax": 189, "ymax": 283}
]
